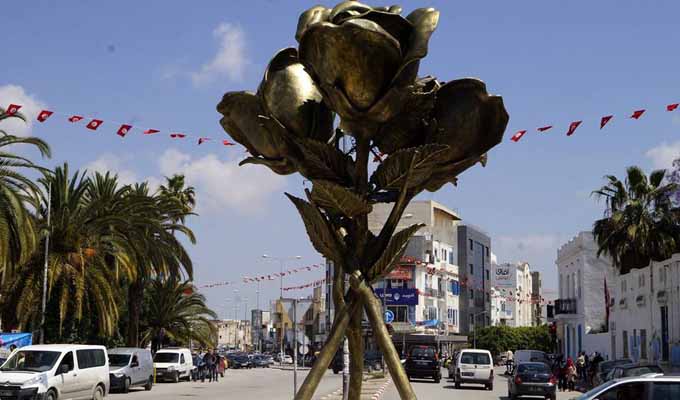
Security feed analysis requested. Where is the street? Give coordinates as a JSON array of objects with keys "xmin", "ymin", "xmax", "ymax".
[{"xmin": 116, "ymin": 367, "xmax": 582, "ymax": 400}]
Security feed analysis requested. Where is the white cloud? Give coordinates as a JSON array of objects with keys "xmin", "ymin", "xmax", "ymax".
[
  {"xmin": 494, "ymin": 233, "xmax": 571, "ymax": 272},
  {"xmin": 84, "ymin": 154, "xmax": 160, "ymax": 191},
  {"xmin": 645, "ymin": 141, "xmax": 680, "ymax": 169},
  {"xmin": 0, "ymin": 84, "xmax": 47, "ymax": 136},
  {"xmin": 191, "ymin": 23, "xmax": 248, "ymax": 86},
  {"xmin": 158, "ymin": 148, "xmax": 286, "ymax": 214}
]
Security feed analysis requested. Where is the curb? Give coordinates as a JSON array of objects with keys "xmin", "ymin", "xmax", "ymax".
[
  {"xmin": 316, "ymin": 377, "xmax": 392, "ymax": 400},
  {"xmin": 370, "ymin": 378, "xmax": 391, "ymax": 400}
]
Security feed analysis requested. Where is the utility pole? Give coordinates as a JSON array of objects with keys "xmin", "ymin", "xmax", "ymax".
[
  {"xmin": 293, "ymin": 298, "xmax": 298, "ymax": 397},
  {"xmin": 39, "ymin": 181, "xmax": 52, "ymax": 344}
]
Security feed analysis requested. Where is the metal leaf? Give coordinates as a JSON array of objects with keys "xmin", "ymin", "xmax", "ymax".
[
  {"xmin": 368, "ymin": 223, "xmax": 424, "ymax": 281},
  {"xmin": 370, "ymin": 144, "xmax": 448, "ymax": 190},
  {"xmin": 296, "ymin": 139, "xmax": 355, "ymax": 185},
  {"xmin": 311, "ymin": 180, "xmax": 372, "ymax": 217},
  {"xmin": 285, "ymin": 193, "xmax": 343, "ymax": 263}
]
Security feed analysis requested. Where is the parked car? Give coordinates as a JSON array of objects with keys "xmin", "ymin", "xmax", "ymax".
[
  {"xmin": 108, "ymin": 347, "xmax": 154, "ymax": 393},
  {"xmin": 153, "ymin": 348, "xmax": 193, "ymax": 383},
  {"xmin": 575, "ymin": 375, "xmax": 680, "ymax": 399},
  {"xmin": 604, "ymin": 363, "xmax": 664, "ymax": 382},
  {"xmin": 227, "ymin": 354, "xmax": 252, "ymax": 369},
  {"xmin": 507, "ymin": 362, "xmax": 556, "ymax": 400},
  {"xmin": 252, "ymin": 355, "xmax": 271, "ymax": 368},
  {"xmin": 405, "ymin": 345, "xmax": 441, "ymax": 383},
  {"xmin": 0, "ymin": 344, "xmax": 109, "ymax": 400},
  {"xmin": 592, "ymin": 358, "xmax": 633, "ymax": 387},
  {"xmin": 450, "ymin": 349, "xmax": 494, "ymax": 390}
]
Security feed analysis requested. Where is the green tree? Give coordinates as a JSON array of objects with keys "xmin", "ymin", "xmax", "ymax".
[
  {"xmin": 140, "ymin": 278, "xmax": 217, "ymax": 351},
  {"xmin": 593, "ymin": 166, "xmax": 680, "ymax": 274},
  {"xmin": 0, "ymin": 107, "xmax": 50, "ymax": 280}
]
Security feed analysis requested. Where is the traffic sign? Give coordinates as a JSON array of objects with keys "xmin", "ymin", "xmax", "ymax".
[
  {"xmin": 384, "ymin": 310, "xmax": 394, "ymax": 323},
  {"xmin": 299, "ymin": 345, "xmax": 309, "ymax": 355}
]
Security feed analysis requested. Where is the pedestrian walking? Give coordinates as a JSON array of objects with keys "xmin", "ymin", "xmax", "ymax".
[
  {"xmin": 205, "ymin": 349, "xmax": 216, "ymax": 382},
  {"xmin": 577, "ymin": 352, "xmax": 586, "ymax": 381},
  {"xmin": 566, "ymin": 357, "xmax": 577, "ymax": 392},
  {"xmin": 212, "ymin": 354, "xmax": 221, "ymax": 382}
]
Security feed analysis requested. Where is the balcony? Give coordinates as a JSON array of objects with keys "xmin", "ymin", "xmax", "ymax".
[
  {"xmin": 424, "ymin": 288, "xmax": 445, "ymax": 298},
  {"xmin": 554, "ymin": 298, "xmax": 578, "ymax": 315}
]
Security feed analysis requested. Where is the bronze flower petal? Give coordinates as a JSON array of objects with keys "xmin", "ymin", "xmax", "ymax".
[
  {"xmin": 329, "ymin": 1, "xmax": 373, "ymax": 23},
  {"xmin": 403, "ymin": 8, "xmax": 440, "ymax": 65},
  {"xmin": 295, "ymin": 6, "xmax": 331, "ymax": 42},
  {"xmin": 433, "ymin": 78, "xmax": 509, "ymax": 162},
  {"xmin": 258, "ymin": 47, "xmax": 334, "ymax": 142},
  {"xmin": 299, "ymin": 19, "xmax": 402, "ymax": 113}
]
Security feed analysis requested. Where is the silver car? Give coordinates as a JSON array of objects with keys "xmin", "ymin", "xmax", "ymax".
[
  {"xmin": 108, "ymin": 348, "xmax": 154, "ymax": 393},
  {"xmin": 572, "ymin": 375, "xmax": 680, "ymax": 400}
]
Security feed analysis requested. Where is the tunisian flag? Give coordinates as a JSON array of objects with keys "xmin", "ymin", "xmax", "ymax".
[
  {"xmin": 117, "ymin": 124, "xmax": 132, "ymax": 137},
  {"xmin": 86, "ymin": 119, "xmax": 103, "ymax": 130},
  {"xmin": 68, "ymin": 115, "xmax": 84, "ymax": 123},
  {"xmin": 37, "ymin": 110, "xmax": 54, "ymax": 122},
  {"xmin": 198, "ymin": 137, "xmax": 210, "ymax": 145},
  {"xmin": 600, "ymin": 115, "xmax": 613, "ymax": 129},
  {"xmin": 510, "ymin": 130, "xmax": 527, "ymax": 142},
  {"xmin": 566, "ymin": 120, "xmax": 582, "ymax": 136},
  {"xmin": 630, "ymin": 109, "xmax": 645, "ymax": 119},
  {"xmin": 143, "ymin": 129, "xmax": 160, "ymax": 135},
  {"xmin": 5, "ymin": 104, "xmax": 22, "ymax": 115}
]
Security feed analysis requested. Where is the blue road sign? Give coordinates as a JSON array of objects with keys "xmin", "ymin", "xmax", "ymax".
[{"xmin": 384, "ymin": 310, "xmax": 395, "ymax": 323}]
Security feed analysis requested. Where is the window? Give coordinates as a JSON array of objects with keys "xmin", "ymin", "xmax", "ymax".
[
  {"xmin": 469, "ymin": 289, "xmax": 474, "ymax": 299},
  {"xmin": 577, "ymin": 270, "xmax": 582, "ymax": 299},
  {"xmin": 59, "ymin": 351, "xmax": 74, "ymax": 373},
  {"xmin": 180, "ymin": 354, "xmax": 185, "ymax": 364},
  {"xmin": 622, "ymin": 331, "xmax": 629, "ymax": 358},
  {"xmin": 469, "ymin": 264, "xmax": 474, "ymax": 274},
  {"xmin": 640, "ymin": 329, "xmax": 647, "ymax": 360},
  {"xmin": 460, "ymin": 352, "xmax": 491, "ymax": 365},
  {"xmin": 651, "ymin": 382, "xmax": 680, "ymax": 399},
  {"xmin": 450, "ymin": 281, "xmax": 460, "ymax": 295},
  {"xmin": 448, "ymin": 251, "xmax": 454, "ymax": 264},
  {"xmin": 597, "ymin": 382, "xmax": 647, "ymax": 400},
  {"xmin": 469, "ymin": 239, "xmax": 473, "ymax": 250},
  {"xmin": 639, "ymin": 274, "xmax": 646, "ymax": 288},
  {"xmin": 469, "ymin": 313, "xmax": 474, "ymax": 326},
  {"xmin": 76, "ymin": 349, "xmax": 106, "ymax": 369},
  {"xmin": 621, "ymin": 279, "xmax": 627, "ymax": 293},
  {"xmin": 485, "ymin": 270, "xmax": 490, "ymax": 281},
  {"xmin": 486, "ymin": 247, "xmax": 490, "ymax": 257},
  {"xmin": 486, "ymin": 293, "xmax": 490, "ymax": 302},
  {"xmin": 388, "ymin": 306, "xmax": 408, "ymax": 322}
]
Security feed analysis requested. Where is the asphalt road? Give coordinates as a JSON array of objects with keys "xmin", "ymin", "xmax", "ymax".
[
  {"xmin": 113, "ymin": 366, "xmax": 343, "ymax": 400},
  {"xmin": 382, "ymin": 368, "xmax": 583, "ymax": 400}
]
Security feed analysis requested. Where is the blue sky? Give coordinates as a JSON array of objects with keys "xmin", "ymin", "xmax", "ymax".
[{"xmin": 2, "ymin": 0, "xmax": 679, "ymax": 316}]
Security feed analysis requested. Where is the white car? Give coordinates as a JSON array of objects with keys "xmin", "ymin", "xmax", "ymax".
[
  {"xmin": 450, "ymin": 349, "xmax": 494, "ymax": 391},
  {"xmin": 573, "ymin": 375, "xmax": 680, "ymax": 399},
  {"xmin": 153, "ymin": 348, "xmax": 193, "ymax": 382},
  {"xmin": 0, "ymin": 344, "xmax": 109, "ymax": 400}
]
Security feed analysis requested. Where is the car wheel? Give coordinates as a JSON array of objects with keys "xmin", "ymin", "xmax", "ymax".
[
  {"xmin": 333, "ymin": 368, "xmax": 340, "ymax": 374},
  {"xmin": 144, "ymin": 376, "xmax": 153, "ymax": 391},
  {"xmin": 122, "ymin": 377, "xmax": 130, "ymax": 393},
  {"xmin": 93, "ymin": 385, "xmax": 104, "ymax": 400},
  {"xmin": 487, "ymin": 382, "xmax": 493, "ymax": 391},
  {"xmin": 173, "ymin": 371, "xmax": 180, "ymax": 383},
  {"xmin": 434, "ymin": 375, "xmax": 441, "ymax": 384},
  {"xmin": 454, "ymin": 380, "xmax": 460, "ymax": 389},
  {"xmin": 46, "ymin": 389, "xmax": 57, "ymax": 400}
]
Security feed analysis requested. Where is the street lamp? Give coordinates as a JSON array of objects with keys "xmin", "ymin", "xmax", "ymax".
[
  {"xmin": 262, "ymin": 254, "xmax": 302, "ymax": 299},
  {"xmin": 473, "ymin": 310, "xmax": 489, "ymax": 349}
]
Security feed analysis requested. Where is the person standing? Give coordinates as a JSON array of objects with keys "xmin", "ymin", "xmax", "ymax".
[
  {"xmin": 205, "ymin": 349, "xmax": 216, "ymax": 382},
  {"xmin": 212, "ymin": 353, "xmax": 220, "ymax": 382},
  {"xmin": 566, "ymin": 357, "xmax": 577, "ymax": 392},
  {"xmin": 577, "ymin": 352, "xmax": 586, "ymax": 381}
]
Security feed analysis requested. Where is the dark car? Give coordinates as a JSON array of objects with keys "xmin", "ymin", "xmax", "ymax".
[
  {"xmin": 252, "ymin": 355, "xmax": 271, "ymax": 368},
  {"xmin": 228, "ymin": 355, "xmax": 252, "ymax": 369},
  {"xmin": 405, "ymin": 345, "xmax": 441, "ymax": 383},
  {"xmin": 508, "ymin": 362, "xmax": 557, "ymax": 400},
  {"xmin": 605, "ymin": 363, "xmax": 663, "ymax": 382},
  {"xmin": 592, "ymin": 359, "xmax": 632, "ymax": 387},
  {"xmin": 331, "ymin": 350, "xmax": 384, "ymax": 374}
]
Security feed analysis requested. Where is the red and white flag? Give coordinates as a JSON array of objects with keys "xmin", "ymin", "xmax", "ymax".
[
  {"xmin": 630, "ymin": 109, "xmax": 645, "ymax": 119},
  {"xmin": 170, "ymin": 133, "xmax": 186, "ymax": 138},
  {"xmin": 566, "ymin": 120, "xmax": 582, "ymax": 136},
  {"xmin": 68, "ymin": 115, "xmax": 84, "ymax": 123},
  {"xmin": 86, "ymin": 119, "xmax": 103, "ymax": 130},
  {"xmin": 667, "ymin": 103, "xmax": 679, "ymax": 112},
  {"xmin": 117, "ymin": 124, "xmax": 132, "ymax": 137},
  {"xmin": 222, "ymin": 140, "xmax": 235, "ymax": 146},
  {"xmin": 37, "ymin": 110, "xmax": 54, "ymax": 122},
  {"xmin": 510, "ymin": 130, "xmax": 527, "ymax": 142},
  {"xmin": 143, "ymin": 129, "xmax": 159, "ymax": 135},
  {"xmin": 537, "ymin": 125, "xmax": 553, "ymax": 132},
  {"xmin": 5, "ymin": 104, "xmax": 22, "ymax": 115},
  {"xmin": 198, "ymin": 137, "xmax": 210, "ymax": 145},
  {"xmin": 600, "ymin": 115, "xmax": 613, "ymax": 129}
]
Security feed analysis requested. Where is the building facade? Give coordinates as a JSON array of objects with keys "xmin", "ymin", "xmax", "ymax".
[
  {"xmin": 610, "ymin": 253, "xmax": 680, "ymax": 366},
  {"xmin": 457, "ymin": 224, "xmax": 492, "ymax": 334},
  {"xmin": 555, "ymin": 232, "xmax": 615, "ymax": 360},
  {"xmin": 491, "ymin": 262, "xmax": 534, "ymax": 327},
  {"xmin": 212, "ymin": 319, "xmax": 252, "ymax": 350}
]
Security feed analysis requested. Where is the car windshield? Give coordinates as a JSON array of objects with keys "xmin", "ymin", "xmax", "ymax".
[
  {"xmin": 461, "ymin": 353, "xmax": 490, "ymax": 365},
  {"xmin": 108, "ymin": 354, "xmax": 131, "ymax": 367},
  {"xmin": 154, "ymin": 353, "xmax": 179, "ymax": 363},
  {"xmin": 0, "ymin": 350, "xmax": 61, "ymax": 372},
  {"xmin": 518, "ymin": 363, "xmax": 550, "ymax": 374},
  {"xmin": 410, "ymin": 347, "xmax": 435, "ymax": 358},
  {"xmin": 572, "ymin": 380, "xmax": 617, "ymax": 400},
  {"xmin": 624, "ymin": 366, "xmax": 663, "ymax": 376}
]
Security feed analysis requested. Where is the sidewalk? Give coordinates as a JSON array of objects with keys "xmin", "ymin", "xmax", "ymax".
[
  {"xmin": 270, "ymin": 364, "xmax": 312, "ymax": 371},
  {"xmin": 315, "ymin": 375, "xmax": 392, "ymax": 400}
]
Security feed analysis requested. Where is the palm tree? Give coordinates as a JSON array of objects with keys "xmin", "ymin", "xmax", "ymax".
[
  {"xmin": 0, "ymin": 107, "xmax": 50, "ymax": 281},
  {"xmin": 141, "ymin": 278, "xmax": 217, "ymax": 352},
  {"xmin": 593, "ymin": 166, "xmax": 680, "ymax": 274},
  {"xmin": 124, "ymin": 183, "xmax": 195, "ymax": 347},
  {"xmin": 158, "ymin": 174, "xmax": 196, "ymax": 224}
]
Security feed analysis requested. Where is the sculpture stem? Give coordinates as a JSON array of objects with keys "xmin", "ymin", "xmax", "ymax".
[
  {"xmin": 347, "ymin": 310, "xmax": 364, "ymax": 400},
  {"xmin": 294, "ymin": 298, "xmax": 360, "ymax": 400},
  {"xmin": 359, "ymin": 285, "xmax": 417, "ymax": 399}
]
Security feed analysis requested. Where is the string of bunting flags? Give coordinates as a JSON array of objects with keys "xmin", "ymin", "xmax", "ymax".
[
  {"xmin": 2, "ymin": 103, "xmax": 236, "ymax": 147},
  {"xmin": 283, "ymin": 278, "xmax": 326, "ymax": 292},
  {"xmin": 510, "ymin": 102, "xmax": 679, "ymax": 142},
  {"xmin": 195, "ymin": 262, "xmax": 323, "ymax": 289}
]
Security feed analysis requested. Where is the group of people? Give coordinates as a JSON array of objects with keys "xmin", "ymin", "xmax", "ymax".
[
  {"xmin": 552, "ymin": 351, "xmax": 605, "ymax": 391},
  {"xmin": 192, "ymin": 349, "xmax": 226, "ymax": 383}
]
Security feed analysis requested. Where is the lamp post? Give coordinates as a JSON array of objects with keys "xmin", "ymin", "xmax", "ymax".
[
  {"xmin": 473, "ymin": 310, "xmax": 489, "ymax": 349},
  {"xmin": 262, "ymin": 254, "xmax": 302, "ymax": 299}
]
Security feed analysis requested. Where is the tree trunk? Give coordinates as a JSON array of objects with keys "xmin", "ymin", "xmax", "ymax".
[
  {"xmin": 347, "ymin": 309, "xmax": 364, "ymax": 400},
  {"xmin": 126, "ymin": 279, "xmax": 143, "ymax": 347}
]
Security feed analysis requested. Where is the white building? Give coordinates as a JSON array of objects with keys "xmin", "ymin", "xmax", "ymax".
[
  {"xmin": 212, "ymin": 319, "xmax": 252, "ymax": 350},
  {"xmin": 491, "ymin": 262, "xmax": 534, "ymax": 327},
  {"xmin": 555, "ymin": 232, "xmax": 615, "ymax": 360},
  {"xmin": 610, "ymin": 253, "xmax": 680, "ymax": 366}
]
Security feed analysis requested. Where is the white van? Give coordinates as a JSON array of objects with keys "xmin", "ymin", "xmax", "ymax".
[
  {"xmin": 0, "ymin": 344, "xmax": 109, "ymax": 400},
  {"xmin": 153, "ymin": 348, "xmax": 193, "ymax": 383},
  {"xmin": 108, "ymin": 348, "xmax": 154, "ymax": 392},
  {"xmin": 450, "ymin": 349, "xmax": 494, "ymax": 390}
]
